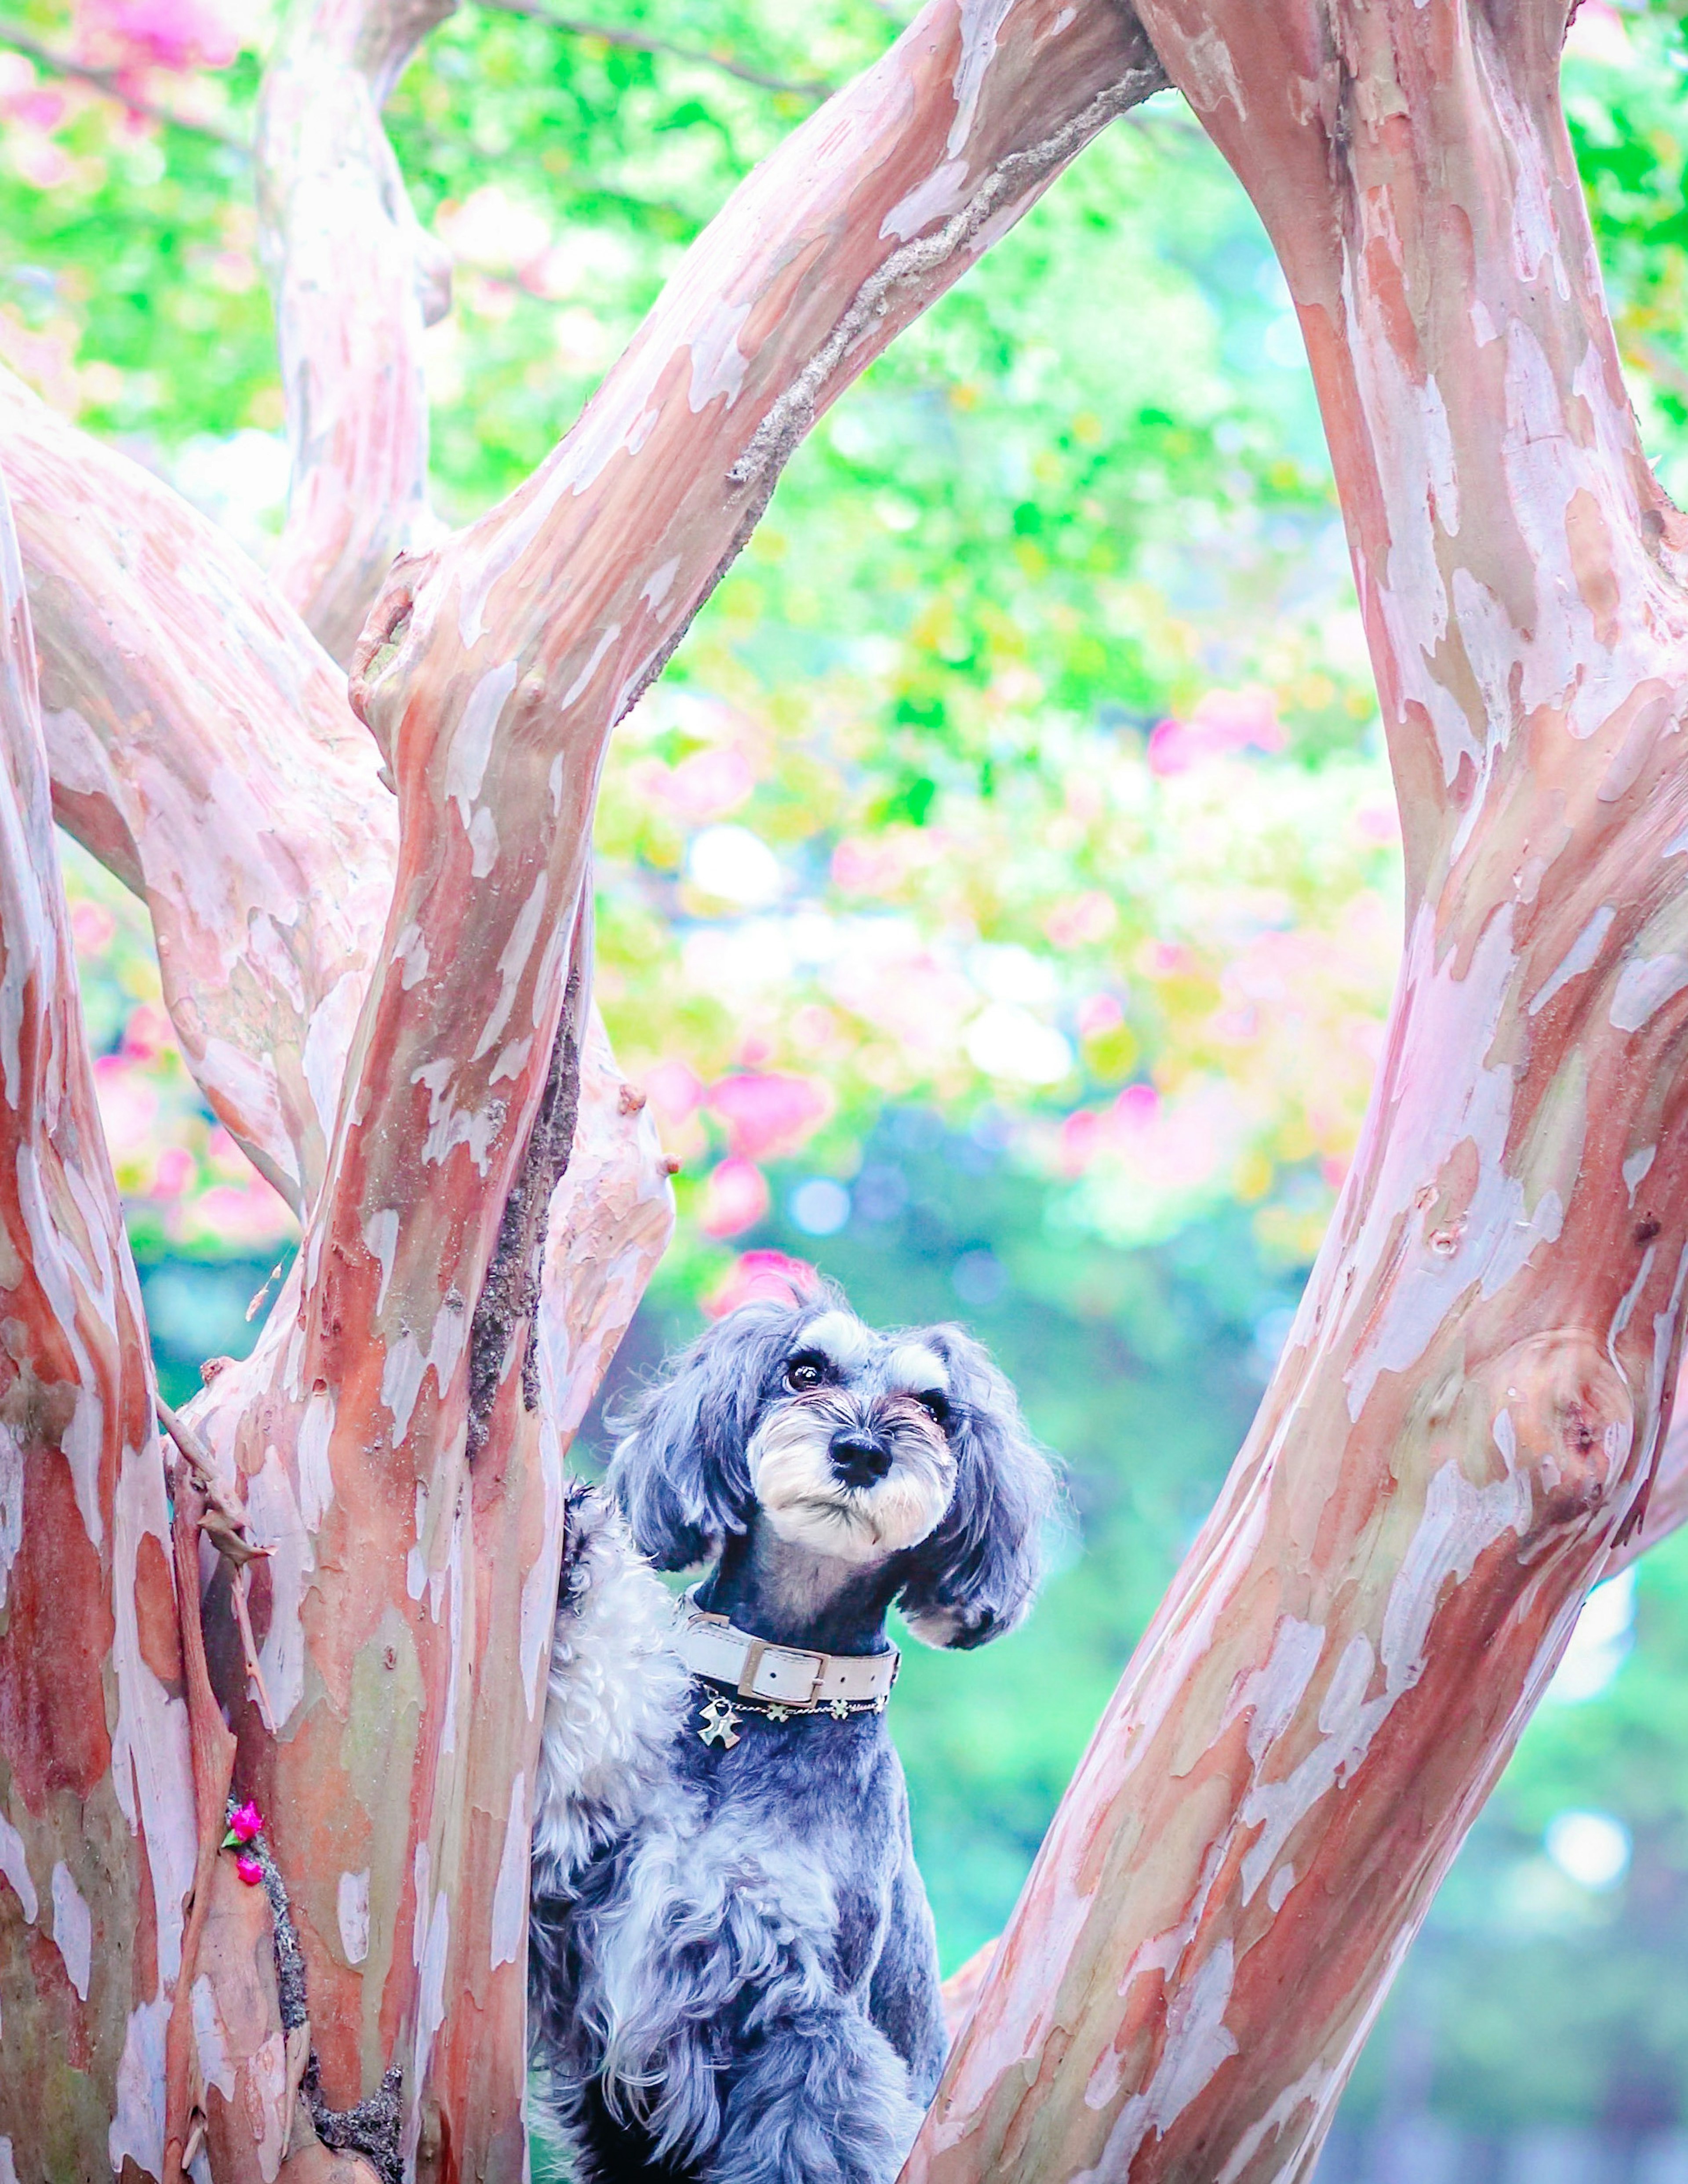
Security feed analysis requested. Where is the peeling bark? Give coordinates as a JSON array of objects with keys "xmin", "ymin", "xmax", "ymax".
[{"xmin": 907, "ymin": 4, "xmax": 1688, "ymax": 2179}]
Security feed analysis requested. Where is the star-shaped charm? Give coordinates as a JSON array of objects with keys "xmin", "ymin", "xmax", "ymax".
[
  {"xmin": 829, "ymin": 1698, "xmax": 851, "ymax": 1720},
  {"xmin": 697, "ymin": 1697, "xmax": 742, "ymax": 1749},
  {"xmin": 766, "ymin": 1704, "xmax": 790, "ymax": 1723}
]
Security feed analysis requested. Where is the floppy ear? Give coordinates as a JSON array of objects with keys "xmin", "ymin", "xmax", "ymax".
[
  {"xmin": 897, "ymin": 1326, "xmax": 1057, "ymax": 1649},
  {"xmin": 605, "ymin": 1302, "xmax": 805, "ymax": 1570}
]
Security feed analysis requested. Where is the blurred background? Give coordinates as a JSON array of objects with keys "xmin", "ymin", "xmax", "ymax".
[{"xmin": 9, "ymin": 0, "xmax": 1688, "ymax": 2171}]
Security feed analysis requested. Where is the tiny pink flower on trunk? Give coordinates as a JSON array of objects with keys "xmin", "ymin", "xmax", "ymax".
[
  {"xmin": 234, "ymin": 1851, "xmax": 264, "ymax": 1886},
  {"xmin": 227, "ymin": 1799, "xmax": 264, "ymax": 1843}
]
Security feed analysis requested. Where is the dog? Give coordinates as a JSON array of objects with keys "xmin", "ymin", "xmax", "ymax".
[{"xmin": 528, "ymin": 1285, "xmax": 1055, "ymax": 2184}]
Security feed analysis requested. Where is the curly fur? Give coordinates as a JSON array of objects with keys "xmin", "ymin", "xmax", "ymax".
[
  {"xmin": 529, "ymin": 1291, "xmax": 1054, "ymax": 2184},
  {"xmin": 531, "ymin": 1484, "xmax": 691, "ymax": 1894}
]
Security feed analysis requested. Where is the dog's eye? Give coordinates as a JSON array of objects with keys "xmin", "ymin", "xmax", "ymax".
[
  {"xmin": 915, "ymin": 1391, "xmax": 950, "ymax": 1425},
  {"xmin": 786, "ymin": 1360, "xmax": 824, "ymax": 1391}
]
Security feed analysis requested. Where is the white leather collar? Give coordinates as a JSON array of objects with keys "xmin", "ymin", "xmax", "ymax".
[{"xmin": 674, "ymin": 1588, "xmax": 899, "ymax": 1712}]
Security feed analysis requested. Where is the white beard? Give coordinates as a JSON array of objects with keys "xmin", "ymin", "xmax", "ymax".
[{"xmin": 746, "ymin": 1406, "xmax": 954, "ymax": 1565}]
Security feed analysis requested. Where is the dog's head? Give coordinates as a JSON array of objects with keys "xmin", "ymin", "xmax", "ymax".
[{"xmin": 606, "ymin": 1288, "xmax": 1055, "ymax": 1648}]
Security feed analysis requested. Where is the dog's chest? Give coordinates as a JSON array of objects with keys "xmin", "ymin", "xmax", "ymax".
[
  {"xmin": 669, "ymin": 1700, "xmax": 897, "ymax": 1823},
  {"xmin": 631, "ymin": 1705, "xmax": 908, "ymax": 1972}
]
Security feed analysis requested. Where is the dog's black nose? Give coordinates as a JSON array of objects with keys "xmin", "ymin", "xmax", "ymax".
[{"xmin": 829, "ymin": 1430, "xmax": 892, "ymax": 1486}]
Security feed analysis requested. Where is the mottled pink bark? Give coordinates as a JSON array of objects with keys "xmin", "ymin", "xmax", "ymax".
[
  {"xmin": 909, "ymin": 4, "xmax": 1688, "ymax": 2178},
  {"xmin": 0, "ymin": 463, "xmax": 194, "ymax": 2184},
  {"xmin": 0, "ymin": 369, "xmax": 670, "ymax": 2176}
]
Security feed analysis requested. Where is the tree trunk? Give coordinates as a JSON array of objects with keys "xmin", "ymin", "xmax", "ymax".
[
  {"xmin": 906, "ymin": 3, "xmax": 1688, "ymax": 2178},
  {"xmin": 0, "ymin": 461, "xmax": 192, "ymax": 2184}
]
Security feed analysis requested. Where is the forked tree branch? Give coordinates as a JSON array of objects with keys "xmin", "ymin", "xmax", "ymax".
[
  {"xmin": 1, "ymin": 360, "xmax": 673, "ymax": 2172},
  {"xmin": 4, "ymin": 0, "xmax": 1685, "ymax": 2173},
  {"xmin": 906, "ymin": 2, "xmax": 1688, "ymax": 2177}
]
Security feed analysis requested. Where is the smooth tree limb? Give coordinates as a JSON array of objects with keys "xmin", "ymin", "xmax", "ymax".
[
  {"xmin": 0, "ymin": 366, "xmax": 395, "ymax": 1216},
  {"xmin": 258, "ymin": 0, "xmax": 456, "ymax": 664},
  {"xmin": 908, "ymin": 1, "xmax": 1688, "ymax": 2177},
  {"xmin": 0, "ymin": 462, "xmax": 196, "ymax": 2184}
]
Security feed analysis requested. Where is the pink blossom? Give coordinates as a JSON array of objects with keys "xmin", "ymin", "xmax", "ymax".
[
  {"xmin": 662, "ymin": 748, "xmax": 754, "ymax": 824},
  {"xmin": 830, "ymin": 838, "xmax": 903, "ymax": 895},
  {"xmin": 1057, "ymin": 1108, "xmax": 1104, "ymax": 1177},
  {"xmin": 233, "ymin": 1851, "xmax": 264, "ymax": 1886},
  {"xmin": 1076, "ymin": 993, "xmax": 1124, "ymax": 1039},
  {"xmin": 1148, "ymin": 685, "xmax": 1285, "ymax": 776},
  {"xmin": 1146, "ymin": 719, "xmax": 1191, "ymax": 776},
  {"xmin": 642, "ymin": 1059, "xmax": 703, "ymax": 1125},
  {"xmin": 703, "ymin": 1250, "xmax": 819, "ymax": 1320},
  {"xmin": 80, "ymin": 0, "xmax": 242, "ymax": 70},
  {"xmin": 699, "ymin": 1157, "xmax": 770, "ymax": 1239},
  {"xmin": 226, "ymin": 1799, "xmax": 263, "ymax": 1843},
  {"xmin": 69, "ymin": 899, "xmax": 117, "ymax": 954},
  {"xmin": 1113, "ymin": 1083, "xmax": 1160, "ymax": 1130},
  {"xmin": 706, "ymin": 1073, "xmax": 829, "ymax": 1163},
  {"xmin": 120, "ymin": 999, "xmax": 171, "ymax": 1060},
  {"xmin": 1137, "ymin": 941, "xmax": 1190, "ymax": 980},
  {"xmin": 176, "ymin": 1179, "xmax": 295, "ymax": 1249},
  {"xmin": 1044, "ymin": 891, "xmax": 1117, "ymax": 949},
  {"xmin": 152, "ymin": 1145, "xmax": 196, "ymax": 1197},
  {"xmin": 14, "ymin": 91, "xmax": 65, "ymax": 130}
]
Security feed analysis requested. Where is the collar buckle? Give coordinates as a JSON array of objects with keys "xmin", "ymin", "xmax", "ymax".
[{"xmin": 736, "ymin": 1637, "xmax": 824, "ymax": 1706}]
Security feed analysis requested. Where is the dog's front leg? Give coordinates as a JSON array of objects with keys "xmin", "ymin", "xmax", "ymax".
[{"xmin": 707, "ymin": 2005, "xmax": 925, "ymax": 2184}]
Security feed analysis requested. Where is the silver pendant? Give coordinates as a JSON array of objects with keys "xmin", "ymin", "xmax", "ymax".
[{"xmin": 698, "ymin": 1697, "xmax": 742, "ymax": 1748}]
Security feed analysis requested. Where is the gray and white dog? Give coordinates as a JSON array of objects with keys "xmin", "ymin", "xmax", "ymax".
[{"xmin": 528, "ymin": 1285, "xmax": 1054, "ymax": 2184}]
